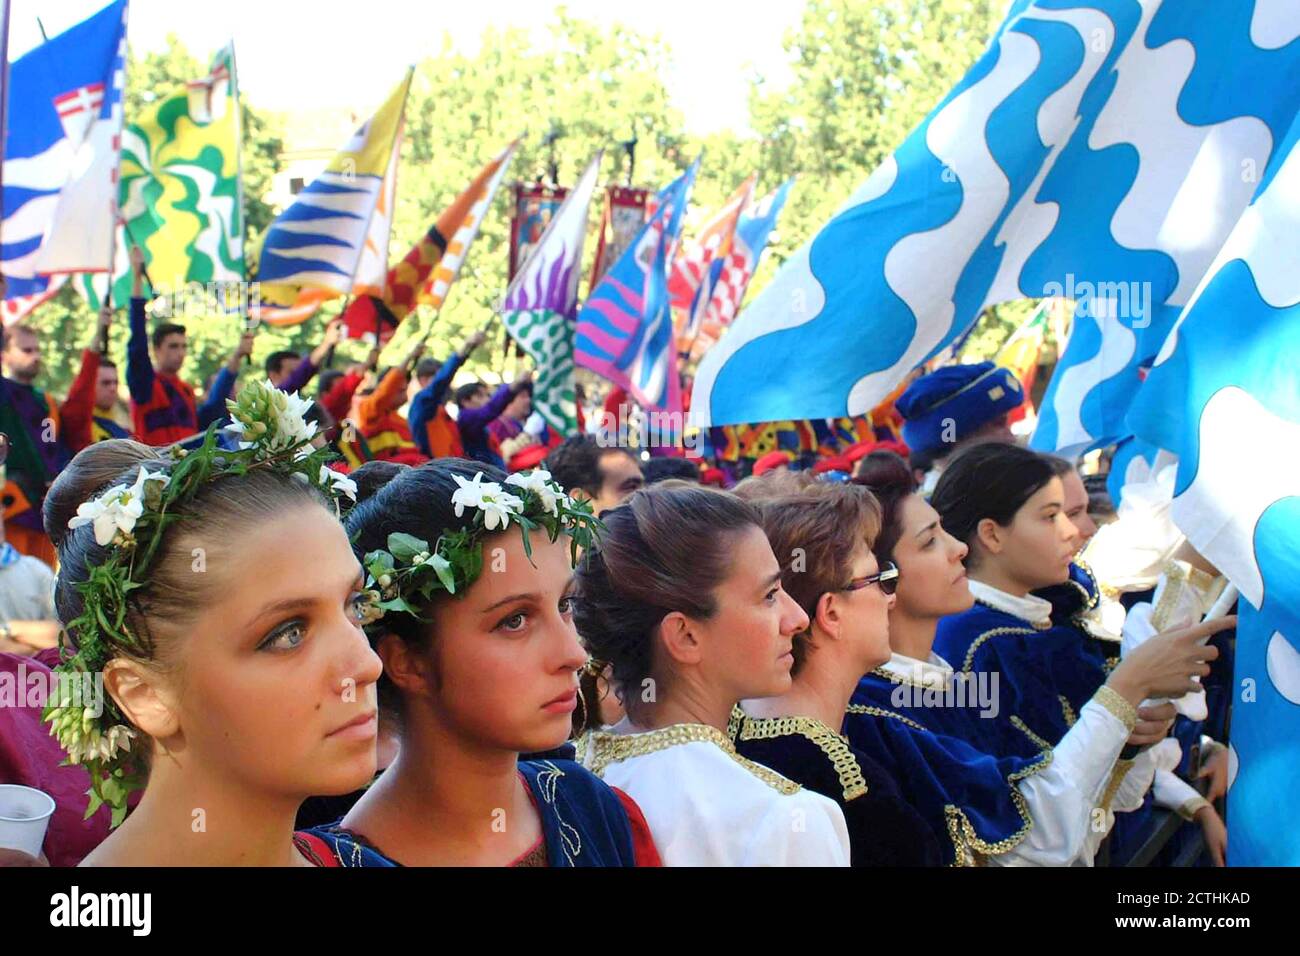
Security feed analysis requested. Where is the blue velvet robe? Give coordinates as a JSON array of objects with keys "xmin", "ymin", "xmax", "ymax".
[
  {"xmin": 729, "ymin": 708, "xmax": 943, "ymax": 866},
  {"xmin": 303, "ymin": 759, "xmax": 641, "ymax": 867},
  {"xmin": 933, "ymin": 565, "xmax": 1112, "ymax": 746},
  {"xmin": 841, "ymin": 686, "xmax": 1053, "ymax": 866}
]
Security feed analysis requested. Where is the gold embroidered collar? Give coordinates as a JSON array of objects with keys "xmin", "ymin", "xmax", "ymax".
[
  {"xmin": 734, "ymin": 711, "xmax": 868, "ymax": 802},
  {"xmin": 575, "ymin": 722, "xmax": 802, "ymax": 796},
  {"xmin": 873, "ymin": 651, "xmax": 954, "ymax": 690}
]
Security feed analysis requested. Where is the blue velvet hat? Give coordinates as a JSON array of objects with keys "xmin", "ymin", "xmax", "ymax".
[{"xmin": 897, "ymin": 362, "xmax": 1023, "ymax": 458}]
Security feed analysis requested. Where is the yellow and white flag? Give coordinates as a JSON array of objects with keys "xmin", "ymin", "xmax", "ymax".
[{"xmin": 256, "ymin": 70, "xmax": 411, "ymax": 304}]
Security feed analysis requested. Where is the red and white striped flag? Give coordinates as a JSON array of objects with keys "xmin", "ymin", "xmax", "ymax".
[{"xmin": 668, "ymin": 175, "xmax": 755, "ymax": 350}]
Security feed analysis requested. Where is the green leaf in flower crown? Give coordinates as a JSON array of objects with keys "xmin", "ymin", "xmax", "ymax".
[
  {"xmin": 377, "ymin": 597, "xmax": 415, "ymax": 615},
  {"xmin": 429, "ymin": 554, "xmax": 456, "ymax": 593},
  {"xmin": 519, "ymin": 522, "xmax": 534, "ymax": 564},
  {"xmin": 100, "ymin": 773, "xmax": 126, "ymax": 811},
  {"xmin": 365, "ymin": 550, "xmax": 395, "ymax": 573},
  {"xmin": 387, "ymin": 532, "xmax": 428, "ymax": 563},
  {"xmin": 84, "ymin": 786, "xmax": 105, "ymax": 820}
]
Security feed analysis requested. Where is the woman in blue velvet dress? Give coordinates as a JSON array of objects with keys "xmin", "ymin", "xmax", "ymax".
[
  {"xmin": 300, "ymin": 461, "xmax": 659, "ymax": 867},
  {"xmin": 730, "ymin": 474, "xmax": 942, "ymax": 865},
  {"xmin": 843, "ymin": 450, "xmax": 1225, "ymax": 865}
]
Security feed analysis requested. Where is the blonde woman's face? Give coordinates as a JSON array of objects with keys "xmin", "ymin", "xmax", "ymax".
[
  {"xmin": 426, "ymin": 532, "xmax": 587, "ymax": 756},
  {"xmin": 171, "ymin": 505, "xmax": 382, "ymax": 801}
]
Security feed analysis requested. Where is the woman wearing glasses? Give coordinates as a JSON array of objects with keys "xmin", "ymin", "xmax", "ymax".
[
  {"xmin": 731, "ymin": 474, "xmax": 942, "ymax": 865},
  {"xmin": 848, "ymin": 451, "xmax": 1231, "ymax": 865}
]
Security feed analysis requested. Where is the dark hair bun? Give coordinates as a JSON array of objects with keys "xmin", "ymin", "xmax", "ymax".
[
  {"xmin": 853, "ymin": 450, "xmax": 914, "ymax": 496},
  {"xmin": 931, "ymin": 442, "xmax": 1054, "ymax": 546},
  {"xmin": 573, "ymin": 483, "xmax": 761, "ymax": 716},
  {"xmin": 348, "ymin": 460, "xmax": 411, "ymax": 506}
]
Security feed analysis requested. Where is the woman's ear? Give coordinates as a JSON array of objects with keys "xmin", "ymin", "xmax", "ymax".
[
  {"xmin": 812, "ymin": 591, "xmax": 841, "ymax": 641},
  {"xmin": 375, "ymin": 632, "xmax": 433, "ymax": 699},
  {"xmin": 976, "ymin": 517, "xmax": 1004, "ymax": 556},
  {"xmin": 657, "ymin": 611, "xmax": 702, "ymax": 666},
  {"xmin": 104, "ymin": 658, "xmax": 179, "ymax": 741}
]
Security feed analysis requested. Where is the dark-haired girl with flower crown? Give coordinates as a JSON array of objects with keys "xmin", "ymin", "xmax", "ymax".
[
  {"xmin": 303, "ymin": 460, "xmax": 660, "ymax": 866},
  {"xmin": 41, "ymin": 382, "xmax": 383, "ymax": 867}
]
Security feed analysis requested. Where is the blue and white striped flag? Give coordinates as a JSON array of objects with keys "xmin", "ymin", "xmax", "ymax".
[
  {"xmin": 2, "ymin": 0, "xmax": 127, "ymax": 324},
  {"xmin": 1130, "ymin": 103, "xmax": 1300, "ymax": 866},
  {"xmin": 690, "ymin": 0, "xmax": 1300, "ymax": 435}
]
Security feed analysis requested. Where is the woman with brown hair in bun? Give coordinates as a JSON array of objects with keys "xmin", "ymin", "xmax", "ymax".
[
  {"xmin": 572, "ymin": 481, "xmax": 851, "ymax": 866},
  {"xmin": 305, "ymin": 460, "xmax": 661, "ymax": 867}
]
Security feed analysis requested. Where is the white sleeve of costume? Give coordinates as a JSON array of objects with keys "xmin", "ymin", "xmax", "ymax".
[
  {"xmin": 1078, "ymin": 456, "xmax": 1183, "ymax": 592},
  {"xmin": 986, "ymin": 695, "xmax": 1131, "ymax": 867},
  {"xmin": 1110, "ymin": 747, "xmax": 1159, "ymax": 813},
  {"xmin": 742, "ymin": 790, "xmax": 851, "ymax": 867}
]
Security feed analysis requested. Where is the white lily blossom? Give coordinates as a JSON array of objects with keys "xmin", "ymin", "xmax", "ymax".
[
  {"xmin": 505, "ymin": 468, "xmax": 565, "ymax": 517},
  {"xmin": 451, "ymin": 472, "xmax": 524, "ymax": 531},
  {"xmin": 321, "ymin": 466, "xmax": 358, "ymax": 502},
  {"xmin": 67, "ymin": 469, "xmax": 170, "ymax": 547}
]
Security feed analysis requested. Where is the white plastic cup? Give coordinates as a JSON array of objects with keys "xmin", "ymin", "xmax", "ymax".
[{"xmin": 0, "ymin": 785, "xmax": 57, "ymax": 858}]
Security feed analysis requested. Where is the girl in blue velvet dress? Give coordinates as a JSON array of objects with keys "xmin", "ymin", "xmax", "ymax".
[{"xmin": 300, "ymin": 460, "xmax": 659, "ymax": 867}]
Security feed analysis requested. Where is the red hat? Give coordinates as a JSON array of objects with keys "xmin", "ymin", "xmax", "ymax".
[
  {"xmin": 508, "ymin": 444, "xmax": 550, "ymax": 473},
  {"xmin": 753, "ymin": 452, "xmax": 793, "ymax": 476},
  {"xmin": 843, "ymin": 440, "xmax": 877, "ymax": 463},
  {"xmin": 700, "ymin": 467, "xmax": 726, "ymax": 487},
  {"xmin": 813, "ymin": 455, "xmax": 852, "ymax": 475},
  {"xmin": 873, "ymin": 439, "xmax": 910, "ymax": 457}
]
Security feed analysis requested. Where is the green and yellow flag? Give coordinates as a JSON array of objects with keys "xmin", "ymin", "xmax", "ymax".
[{"xmin": 79, "ymin": 45, "xmax": 243, "ymax": 308}]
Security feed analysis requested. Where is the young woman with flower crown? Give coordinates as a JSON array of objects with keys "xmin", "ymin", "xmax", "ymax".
[
  {"xmin": 302, "ymin": 459, "xmax": 661, "ymax": 866},
  {"xmin": 40, "ymin": 382, "xmax": 382, "ymax": 867}
]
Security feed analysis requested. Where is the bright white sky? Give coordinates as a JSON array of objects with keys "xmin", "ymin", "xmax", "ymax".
[{"xmin": 8, "ymin": 0, "xmax": 807, "ymax": 134}]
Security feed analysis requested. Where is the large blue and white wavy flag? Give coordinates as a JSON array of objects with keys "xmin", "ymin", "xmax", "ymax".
[
  {"xmin": 689, "ymin": 0, "xmax": 1300, "ymax": 442},
  {"xmin": 1129, "ymin": 105, "xmax": 1300, "ymax": 866}
]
